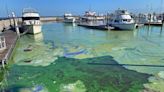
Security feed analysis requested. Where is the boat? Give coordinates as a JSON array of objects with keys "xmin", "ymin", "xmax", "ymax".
[
  {"xmin": 81, "ymin": 11, "xmax": 105, "ymax": 22},
  {"xmin": 22, "ymin": 8, "xmax": 42, "ymax": 34},
  {"xmin": 79, "ymin": 12, "xmax": 108, "ymax": 30},
  {"xmin": 108, "ymin": 9, "xmax": 136, "ymax": 30},
  {"xmin": 78, "ymin": 22, "xmax": 114, "ymax": 30},
  {"xmin": 139, "ymin": 13, "xmax": 162, "ymax": 26},
  {"xmin": 81, "ymin": 11, "xmax": 96, "ymax": 21},
  {"xmin": 64, "ymin": 13, "xmax": 76, "ymax": 23}
]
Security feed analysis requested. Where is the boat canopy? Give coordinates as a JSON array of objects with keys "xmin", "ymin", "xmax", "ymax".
[{"xmin": 22, "ymin": 8, "xmax": 40, "ymax": 18}]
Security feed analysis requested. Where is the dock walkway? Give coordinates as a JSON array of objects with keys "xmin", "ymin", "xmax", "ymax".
[{"xmin": 0, "ymin": 30, "xmax": 17, "ymax": 67}]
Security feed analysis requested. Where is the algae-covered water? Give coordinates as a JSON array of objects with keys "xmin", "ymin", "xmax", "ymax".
[{"xmin": 1, "ymin": 22, "xmax": 164, "ymax": 92}]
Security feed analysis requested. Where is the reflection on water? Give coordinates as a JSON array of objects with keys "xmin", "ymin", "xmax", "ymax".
[
  {"xmin": 30, "ymin": 32, "xmax": 43, "ymax": 42},
  {"xmin": 63, "ymin": 23, "xmax": 77, "ymax": 33},
  {"xmin": 1, "ymin": 22, "xmax": 164, "ymax": 92}
]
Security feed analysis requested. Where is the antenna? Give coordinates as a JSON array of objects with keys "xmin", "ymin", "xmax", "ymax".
[
  {"xmin": 150, "ymin": 3, "xmax": 153, "ymax": 13},
  {"xmin": 5, "ymin": 3, "xmax": 9, "ymax": 17},
  {"xmin": 161, "ymin": 0, "xmax": 164, "ymax": 22},
  {"xmin": 89, "ymin": 4, "xmax": 92, "ymax": 11}
]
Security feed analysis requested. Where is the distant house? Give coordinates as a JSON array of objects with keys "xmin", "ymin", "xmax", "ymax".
[{"xmin": 0, "ymin": 34, "xmax": 6, "ymax": 51}]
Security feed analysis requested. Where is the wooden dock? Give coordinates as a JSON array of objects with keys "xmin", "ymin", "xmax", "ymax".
[{"xmin": 0, "ymin": 30, "xmax": 18, "ymax": 68}]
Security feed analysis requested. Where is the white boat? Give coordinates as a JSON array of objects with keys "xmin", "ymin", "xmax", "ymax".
[
  {"xmin": 81, "ymin": 11, "xmax": 105, "ymax": 21},
  {"xmin": 64, "ymin": 13, "xmax": 76, "ymax": 23},
  {"xmin": 108, "ymin": 9, "xmax": 136, "ymax": 30},
  {"xmin": 139, "ymin": 13, "xmax": 162, "ymax": 25},
  {"xmin": 22, "ymin": 8, "xmax": 42, "ymax": 34}
]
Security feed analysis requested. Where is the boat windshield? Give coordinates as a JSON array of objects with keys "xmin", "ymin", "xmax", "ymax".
[
  {"xmin": 122, "ymin": 19, "xmax": 131, "ymax": 22},
  {"xmin": 22, "ymin": 17, "xmax": 40, "ymax": 20}
]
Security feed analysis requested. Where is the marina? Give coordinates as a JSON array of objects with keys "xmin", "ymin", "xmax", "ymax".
[
  {"xmin": 0, "ymin": 0, "xmax": 164, "ymax": 92},
  {"xmin": 0, "ymin": 22, "xmax": 163, "ymax": 91},
  {"xmin": 0, "ymin": 13, "xmax": 164, "ymax": 92}
]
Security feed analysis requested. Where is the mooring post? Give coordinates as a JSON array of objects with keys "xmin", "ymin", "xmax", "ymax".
[
  {"xmin": 149, "ymin": 14, "xmax": 151, "ymax": 27},
  {"xmin": 8, "ymin": 14, "xmax": 12, "ymax": 27},
  {"xmin": 162, "ymin": 13, "xmax": 164, "ymax": 26},
  {"xmin": 160, "ymin": 13, "xmax": 164, "ymax": 35}
]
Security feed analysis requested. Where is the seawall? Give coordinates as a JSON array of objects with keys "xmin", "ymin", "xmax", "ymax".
[{"xmin": 0, "ymin": 16, "xmax": 63, "ymax": 32}]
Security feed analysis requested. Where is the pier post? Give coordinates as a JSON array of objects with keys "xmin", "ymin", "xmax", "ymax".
[
  {"xmin": 8, "ymin": 14, "xmax": 12, "ymax": 27},
  {"xmin": 1, "ymin": 60, "xmax": 5, "ymax": 69},
  {"xmin": 11, "ymin": 12, "xmax": 20, "ymax": 38},
  {"xmin": 162, "ymin": 13, "xmax": 164, "ymax": 26},
  {"xmin": 149, "ymin": 14, "xmax": 151, "ymax": 27},
  {"xmin": 106, "ymin": 13, "xmax": 109, "ymax": 27},
  {"xmin": 160, "ymin": 25, "xmax": 163, "ymax": 36},
  {"xmin": 160, "ymin": 13, "xmax": 164, "ymax": 35}
]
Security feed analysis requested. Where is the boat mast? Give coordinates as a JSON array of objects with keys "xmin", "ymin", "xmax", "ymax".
[
  {"xmin": 161, "ymin": 0, "xmax": 164, "ymax": 22},
  {"xmin": 5, "ymin": 3, "xmax": 12, "ymax": 26}
]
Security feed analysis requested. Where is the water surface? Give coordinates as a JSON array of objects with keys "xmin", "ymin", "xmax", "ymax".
[{"xmin": 1, "ymin": 22, "xmax": 164, "ymax": 92}]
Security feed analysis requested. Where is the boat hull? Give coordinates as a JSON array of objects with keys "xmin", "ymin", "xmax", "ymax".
[
  {"xmin": 144, "ymin": 22, "xmax": 163, "ymax": 26},
  {"xmin": 23, "ymin": 25, "xmax": 42, "ymax": 34},
  {"xmin": 111, "ymin": 23, "xmax": 136, "ymax": 30},
  {"xmin": 78, "ymin": 23, "xmax": 112, "ymax": 30},
  {"xmin": 64, "ymin": 18, "xmax": 76, "ymax": 23}
]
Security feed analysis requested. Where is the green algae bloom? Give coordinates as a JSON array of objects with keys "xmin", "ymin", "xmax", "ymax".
[{"xmin": 1, "ymin": 23, "xmax": 164, "ymax": 92}]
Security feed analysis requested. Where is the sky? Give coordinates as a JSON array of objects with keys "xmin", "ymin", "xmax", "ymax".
[{"xmin": 0, "ymin": 0, "xmax": 164, "ymax": 17}]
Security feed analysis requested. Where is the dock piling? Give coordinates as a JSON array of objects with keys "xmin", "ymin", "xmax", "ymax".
[
  {"xmin": 11, "ymin": 12, "xmax": 20, "ymax": 38},
  {"xmin": 160, "ymin": 13, "xmax": 164, "ymax": 35}
]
